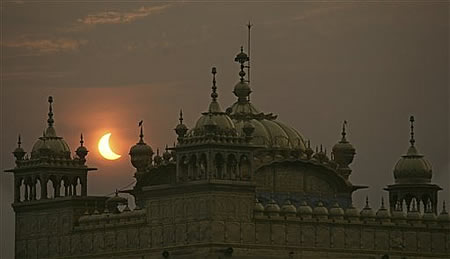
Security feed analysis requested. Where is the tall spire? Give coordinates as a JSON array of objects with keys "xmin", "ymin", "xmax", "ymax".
[
  {"xmin": 138, "ymin": 120, "xmax": 144, "ymax": 143},
  {"xmin": 409, "ymin": 115, "xmax": 415, "ymax": 146},
  {"xmin": 47, "ymin": 96, "xmax": 54, "ymax": 127},
  {"xmin": 246, "ymin": 21, "xmax": 253, "ymax": 86},
  {"xmin": 179, "ymin": 109, "xmax": 184, "ymax": 124},
  {"xmin": 18, "ymin": 134, "xmax": 22, "ymax": 148},
  {"xmin": 341, "ymin": 120, "xmax": 347, "ymax": 142},
  {"xmin": 80, "ymin": 133, "xmax": 84, "ymax": 146},
  {"xmin": 211, "ymin": 67, "xmax": 218, "ymax": 102}
]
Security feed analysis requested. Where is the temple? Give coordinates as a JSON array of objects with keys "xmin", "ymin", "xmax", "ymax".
[{"xmin": 5, "ymin": 47, "xmax": 449, "ymax": 259}]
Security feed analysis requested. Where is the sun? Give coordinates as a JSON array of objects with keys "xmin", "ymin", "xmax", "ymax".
[{"xmin": 98, "ymin": 133, "xmax": 121, "ymax": 160}]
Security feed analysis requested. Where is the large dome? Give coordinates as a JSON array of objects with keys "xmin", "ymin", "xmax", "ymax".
[{"xmin": 226, "ymin": 98, "xmax": 306, "ymax": 151}]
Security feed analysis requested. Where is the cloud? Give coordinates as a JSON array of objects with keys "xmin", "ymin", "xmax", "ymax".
[
  {"xmin": 4, "ymin": 38, "xmax": 88, "ymax": 54},
  {"xmin": 77, "ymin": 5, "xmax": 171, "ymax": 25}
]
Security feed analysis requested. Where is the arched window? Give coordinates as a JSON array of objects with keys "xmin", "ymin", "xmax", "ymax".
[
  {"xmin": 179, "ymin": 156, "xmax": 188, "ymax": 181},
  {"xmin": 190, "ymin": 155, "xmax": 197, "ymax": 180},
  {"xmin": 199, "ymin": 153, "xmax": 208, "ymax": 179},
  {"xmin": 215, "ymin": 153, "xmax": 224, "ymax": 179},
  {"xmin": 35, "ymin": 178, "xmax": 42, "ymax": 200},
  {"xmin": 47, "ymin": 178, "xmax": 55, "ymax": 199},
  {"xmin": 75, "ymin": 177, "xmax": 82, "ymax": 196},
  {"xmin": 240, "ymin": 155, "xmax": 251, "ymax": 180},
  {"xmin": 19, "ymin": 179, "xmax": 25, "ymax": 202},
  {"xmin": 227, "ymin": 154, "xmax": 237, "ymax": 180}
]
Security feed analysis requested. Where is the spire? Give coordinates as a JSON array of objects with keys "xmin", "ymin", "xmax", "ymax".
[
  {"xmin": 365, "ymin": 196, "xmax": 370, "ymax": 208},
  {"xmin": 17, "ymin": 134, "xmax": 22, "ymax": 148},
  {"xmin": 211, "ymin": 67, "xmax": 218, "ymax": 102},
  {"xmin": 341, "ymin": 120, "xmax": 348, "ymax": 142},
  {"xmin": 409, "ymin": 115, "xmax": 415, "ymax": 146},
  {"xmin": 246, "ymin": 21, "xmax": 253, "ymax": 88},
  {"xmin": 138, "ymin": 120, "xmax": 144, "ymax": 143},
  {"xmin": 47, "ymin": 96, "xmax": 54, "ymax": 127},
  {"xmin": 179, "ymin": 109, "xmax": 184, "ymax": 124},
  {"xmin": 80, "ymin": 133, "xmax": 84, "ymax": 146},
  {"xmin": 381, "ymin": 196, "xmax": 385, "ymax": 209}
]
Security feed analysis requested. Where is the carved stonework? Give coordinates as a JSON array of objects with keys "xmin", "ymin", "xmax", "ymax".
[
  {"xmin": 316, "ymin": 225, "xmax": 329, "ymax": 247},
  {"xmin": 93, "ymin": 233, "xmax": 104, "ymax": 253},
  {"xmin": 306, "ymin": 175, "xmax": 333, "ymax": 194},
  {"xmin": 139, "ymin": 227, "xmax": 151, "ymax": 249},
  {"xmin": 105, "ymin": 231, "xmax": 116, "ymax": 251},
  {"xmin": 128, "ymin": 228, "xmax": 139, "ymax": 249}
]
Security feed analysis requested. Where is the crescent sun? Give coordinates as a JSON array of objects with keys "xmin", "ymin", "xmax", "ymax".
[{"xmin": 98, "ymin": 133, "xmax": 121, "ymax": 160}]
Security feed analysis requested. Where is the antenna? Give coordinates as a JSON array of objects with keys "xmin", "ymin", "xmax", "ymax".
[{"xmin": 247, "ymin": 21, "xmax": 253, "ymax": 100}]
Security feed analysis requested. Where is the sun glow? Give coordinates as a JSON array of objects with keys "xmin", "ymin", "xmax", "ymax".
[{"xmin": 98, "ymin": 133, "xmax": 121, "ymax": 160}]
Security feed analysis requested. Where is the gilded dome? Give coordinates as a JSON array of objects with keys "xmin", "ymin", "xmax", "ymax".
[
  {"xmin": 394, "ymin": 145, "xmax": 432, "ymax": 183},
  {"xmin": 231, "ymin": 112, "xmax": 306, "ymax": 151},
  {"xmin": 129, "ymin": 127, "xmax": 153, "ymax": 171},
  {"xmin": 31, "ymin": 97, "xmax": 71, "ymax": 159},
  {"xmin": 394, "ymin": 116, "xmax": 432, "ymax": 184}
]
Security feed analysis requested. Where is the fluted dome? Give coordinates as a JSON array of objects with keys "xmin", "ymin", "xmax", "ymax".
[
  {"xmin": 129, "ymin": 127, "xmax": 153, "ymax": 171},
  {"xmin": 233, "ymin": 118, "xmax": 306, "ymax": 151},
  {"xmin": 281, "ymin": 200, "xmax": 297, "ymax": 215},
  {"xmin": 394, "ymin": 145, "xmax": 432, "ymax": 183},
  {"xmin": 189, "ymin": 67, "xmax": 238, "ymax": 137},
  {"xmin": 31, "ymin": 97, "xmax": 71, "ymax": 159},
  {"xmin": 297, "ymin": 201, "xmax": 313, "ymax": 216},
  {"xmin": 394, "ymin": 116, "xmax": 432, "ymax": 184}
]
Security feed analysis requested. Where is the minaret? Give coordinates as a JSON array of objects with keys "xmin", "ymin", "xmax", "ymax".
[{"xmin": 332, "ymin": 120, "xmax": 356, "ymax": 179}]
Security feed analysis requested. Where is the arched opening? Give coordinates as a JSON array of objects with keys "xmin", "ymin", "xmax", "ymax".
[
  {"xmin": 75, "ymin": 177, "xmax": 82, "ymax": 196},
  {"xmin": 240, "ymin": 155, "xmax": 251, "ymax": 180},
  {"xmin": 47, "ymin": 179, "xmax": 55, "ymax": 199},
  {"xmin": 215, "ymin": 153, "xmax": 224, "ymax": 179},
  {"xmin": 19, "ymin": 179, "xmax": 25, "ymax": 202},
  {"xmin": 190, "ymin": 155, "xmax": 198, "ymax": 180},
  {"xmin": 199, "ymin": 153, "xmax": 208, "ymax": 179},
  {"xmin": 180, "ymin": 156, "xmax": 188, "ymax": 181},
  {"xmin": 227, "ymin": 154, "xmax": 237, "ymax": 180},
  {"xmin": 60, "ymin": 178, "xmax": 68, "ymax": 197},
  {"xmin": 35, "ymin": 178, "xmax": 42, "ymax": 200}
]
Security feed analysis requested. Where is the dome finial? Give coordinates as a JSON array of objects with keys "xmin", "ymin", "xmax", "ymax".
[
  {"xmin": 341, "ymin": 120, "xmax": 347, "ymax": 141},
  {"xmin": 211, "ymin": 67, "xmax": 218, "ymax": 102},
  {"xmin": 409, "ymin": 115, "xmax": 415, "ymax": 146},
  {"xmin": 18, "ymin": 134, "xmax": 22, "ymax": 148},
  {"xmin": 381, "ymin": 196, "xmax": 385, "ymax": 209},
  {"xmin": 80, "ymin": 133, "xmax": 84, "ymax": 146},
  {"xmin": 179, "ymin": 109, "xmax": 184, "ymax": 124},
  {"xmin": 235, "ymin": 46, "xmax": 249, "ymax": 83},
  {"xmin": 138, "ymin": 120, "xmax": 144, "ymax": 143},
  {"xmin": 47, "ymin": 96, "xmax": 54, "ymax": 127},
  {"xmin": 365, "ymin": 196, "xmax": 370, "ymax": 208}
]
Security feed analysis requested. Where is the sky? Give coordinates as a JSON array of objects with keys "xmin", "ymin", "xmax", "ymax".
[{"xmin": 1, "ymin": 1, "xmax": 449, "ymax": 258}]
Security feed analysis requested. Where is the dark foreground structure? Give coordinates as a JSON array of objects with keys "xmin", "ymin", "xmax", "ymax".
[{"xmin": 6, "ymin": 48, "xmax": 449, "ymax": 258}]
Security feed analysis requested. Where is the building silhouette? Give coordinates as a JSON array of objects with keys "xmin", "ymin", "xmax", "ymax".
[{"xmin": 5, "ymin": 48, "xmax": 449, "ymax": 259}]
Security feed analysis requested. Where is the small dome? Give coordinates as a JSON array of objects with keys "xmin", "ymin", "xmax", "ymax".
[
  {"xmin": 162, "ymin": 147, "xmax": 172, "ymax": 162},
  {"xmin": 394, "ymin": 146, "xmax": 432, "ymax": 183},
  {"xmin": 193, "ymin": 111, "xmax": 236, "ymax": 133},
  {"xmin": 297, "ymin": 201, "xmax": 313, "ymax": 216},
  {"xmin": 329, "ymin": 202, "xmax": 345, "ymax": 217},
  {"xmin": 254, "ymin": 199, "xmax": 265, "ymax": 213},
  {"xmin": 313, "ymin": 202, "xmax": 329, "ymax": 216},
  {"xmin": 376, "ymin": 199, "xmax": 391, "ymax": 220},
  {"xmin": 31, "ymin": 97, "xmax": 72, "ymax": 159},
  {"xmin": 360, "ymin": 199, "xmax": 375, "ymax": 218},
  {"xmin": 281, "ymin": 200, "xmax": 297, "ymax": 215},
  {"xmin": 234, "ymin": 81, "xmax": 252, "ymax": 100},
  {"xmin": 31, "ymin": 134, "xmax": 71, "ymax": 159},
  {"xmin": 345, "ymin": 205, "xmax": 360, "ymax": 218},
  {"xmin": 394, "ymin": 116, "xmax": 432, "ymax": 184},
  {"xmin": 265, "ymin": 199, "xmax": 281, "ymax": 213},
  {"xmin": 129, "ymin": 128, "xmax": 153, "ymax": 171}
]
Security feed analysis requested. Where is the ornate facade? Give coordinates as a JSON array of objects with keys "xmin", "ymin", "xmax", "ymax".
[{"xmin": 5, "ymin": 48, "xmax": 449, "ymax": 259}]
